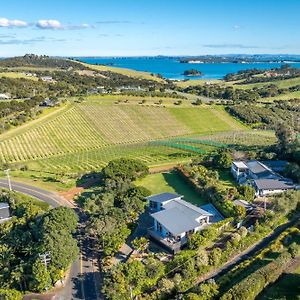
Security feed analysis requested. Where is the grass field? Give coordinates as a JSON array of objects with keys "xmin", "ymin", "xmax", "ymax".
[
  {"xmin": 13, "ymin": 190, "xmax": 51, "ymax": 210},
  {"xmin": 135, "ymin": 171, "xmax": 207, "ymax": 205},
  {"xmin": 0, "ymin": 71, "xmax": 39, "ymax": 81},
  {"xmin": 235, "ymin": 76, "xmax": 300, "ymax": 90}
]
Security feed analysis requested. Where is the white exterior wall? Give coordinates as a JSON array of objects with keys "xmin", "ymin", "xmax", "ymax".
[{"xmin": 259, "ymin": 188, "xmax": 286, "ymax": 196}]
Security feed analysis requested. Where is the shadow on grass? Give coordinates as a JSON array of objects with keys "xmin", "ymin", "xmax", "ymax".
[{"xmin": 76, "ymin": 171, "xmax": 103, "ymax": 189}]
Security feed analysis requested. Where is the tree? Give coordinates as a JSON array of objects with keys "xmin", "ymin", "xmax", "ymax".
[
  {"xmin": 194, "ymin": 98, "xmax": 202, "ymax": 106},
  {"xmin": 284, "ymin": 162, "xmax": 300, "ymax": 183},
  {"xmin": 30, "ymin": 260, "xmax": 52, "ymax": 292},
  {"xmin": 42, "ymin": 207, "xmax": 78, "ymax": 234},
  {"xmin": 132, "ymin": 237, "xmax": 149, "ymax": 253},
  {"xmin": 158, "ymin": 278, "xmax": 174, "ymax": 294},
  {"xmin": 0, "ymin": 289, "xmax": 22, "ymax": 300},
  {"xmin": 238, "ymin": 185, "xmax": 255, "ymax": 202},
  {"xmin": 213, "ymin": 150, "xmax": 233, "ymax": 169},
  {"xmin": 102, "ymin": 158, "xmax": 149, "ymax": 182},
  {"xmin": 275, "ymin": 123, "xmax": 296, "ymax": 155},
  {"xmin": 209, "ymin": 247, "xmax": 222, "ymax": 266}
]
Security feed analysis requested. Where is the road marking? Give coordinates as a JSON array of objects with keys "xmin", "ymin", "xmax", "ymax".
[{"xmin": 80, "ymin": 238, "xmax": 86, "ymax": 300}]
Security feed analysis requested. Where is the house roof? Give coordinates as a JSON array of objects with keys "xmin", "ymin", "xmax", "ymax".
[
  {"xmin": 151, "ymin": 199, "xmax": 212, "ymax": 236},
  {"xmin": 0, "ymin": 202, "xmax": 9, "ymax": 209},
  {"xmin": 233, "ymin": 161, "xmax": 248, "ymax": 169},
  {"xmin": 246, "ymin": 161, "xmax": 278, "ymax": 179},
  {"xmin": 261, "ymin": 160, "xmax": 288, "ymax": 171},
  {"xmin": 0, "ymin": 203, "xmax": 10, "ymax": 220},
  {"xmin": 253, "ymin": 178, "xmax": 295, "ymax": 190},
  {"xmin": 146, "ymin": 192, "xmax": 182, "ymax": 204}
]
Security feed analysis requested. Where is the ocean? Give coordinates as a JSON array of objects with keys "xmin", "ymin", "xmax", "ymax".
[{"xmin": 75, "ymin": 57, "xmax": 300, "ymax": 80}]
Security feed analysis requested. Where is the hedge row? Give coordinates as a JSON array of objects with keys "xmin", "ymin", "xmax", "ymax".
[{"xmin": 220, "ymin": 249, "xmax": 296, "ymax": 300}]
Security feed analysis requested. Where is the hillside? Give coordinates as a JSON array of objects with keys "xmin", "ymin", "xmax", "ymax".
[
  {"xmin": 0, "ymin": 101, "xmax": 245, "ymax": 171},
  {"xmin": 0, "ymin": 54, "xmax": 88, "ymax": 70},
  {"xmin": 80, "ymin": 62, "xmax": 165, "ymax": 82}
]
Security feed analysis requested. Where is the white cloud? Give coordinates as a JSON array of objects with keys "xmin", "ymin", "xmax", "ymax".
[
  {"xmin": 36, "ymin": 19, "xmax": 63, "ymax": 29},
  {"xmin": 0, "ymin": 18, "xmax": 28, "ymax": 28},
  {"xmin": 36, "ymin": 19, "xmax": 93, "ymax": 30},
  {"xmin": 233, "ymin": 25, "xmax": 241, "ymax": 30}
]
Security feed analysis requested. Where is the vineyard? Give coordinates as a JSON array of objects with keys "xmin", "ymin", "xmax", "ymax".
[{"xmin": 0, "ymin": 101, "xmax": 268, "ymax": 173}]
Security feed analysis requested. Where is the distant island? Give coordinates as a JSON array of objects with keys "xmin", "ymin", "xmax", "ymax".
[
  {"xmin": 178, "ymin": 54, "xmax": 300, "ymax": 64},
  {"xmin": 183, "ymin": 69, "xmax": 203, "ymax": 76}
]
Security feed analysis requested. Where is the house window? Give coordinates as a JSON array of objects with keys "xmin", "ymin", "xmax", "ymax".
[{"xmin": 157, "ymin": 222, "xmax": 162, "ymax": 233}]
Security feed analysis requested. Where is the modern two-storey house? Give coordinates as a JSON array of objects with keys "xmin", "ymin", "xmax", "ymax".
[
  {"xmin": 147, "ymin": 193, "xmax": 212, "ymax": 253},
  {"xmin": 231, "ymin": 160, "xmax": 296, "ymax": 197}
]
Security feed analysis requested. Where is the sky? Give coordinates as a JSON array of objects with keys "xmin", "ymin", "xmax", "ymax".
[{"xmin": 0, "ymin": 0, "xmax": 299, "ymax": 57}]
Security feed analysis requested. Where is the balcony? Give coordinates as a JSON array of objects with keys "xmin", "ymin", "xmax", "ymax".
[{"xmin": 147, "ymin": 227, "xmax": 188, "ymax": 253}]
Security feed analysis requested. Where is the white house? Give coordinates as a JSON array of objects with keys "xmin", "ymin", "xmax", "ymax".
[
  {"xmin": 147, "ymin": 193, "xmax": 212, "ymax": 253},
  {"xmin": 231, "ymin": 160, "xmax": 296, "ymax": 197},
  {"xmin": 252, "ymin": 178, "xmax": 295, "ymax": 197},
  {"xmin": 0, "ymin": 203, "xmax": 11, "ymax": 223}
]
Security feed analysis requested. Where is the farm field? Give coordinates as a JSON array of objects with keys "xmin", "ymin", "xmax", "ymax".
[
  {"xmin": 234, "ymin": 76, "xmax": 300, "ymax": 90},
  {"xmin": 0, "ymin": 101, "xmax": 245, "ymax": 168},
  {"xmin": 135, "ymin": 171, "xmax": 207, "ymax": 205},
  {"xmin": 0, "ymin": 71, "xmax": 38, "ymax": 81}
]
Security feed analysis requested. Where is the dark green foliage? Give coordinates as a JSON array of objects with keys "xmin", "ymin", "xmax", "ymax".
[
  {"xmin": 0, "ymin": 289, "xmax": 22, "ymax": 300},
  {"xmin": 237, "ymin": 185, "xmax": 255, "ymax": 202},
  {"xmin": 82, "ymin": 159, "xmax": 149, "ymax": 257},
  {"xmin": 42, "ymin": 206, "xmax": 78, "ymax": 234},
  {"xmin": 213, "ymin": 150, "xmax": 233, "ymax": 169},
  {"xmin": 220, "ymin": 251, "xmax": 294, "ymax": 300},
  {"xmin": 0, "ymin": 192, "xmax": 79, "ymax": 293},
  {"xmin": 227, "ymin": 103, "xmax": 300, "ymax": 130},
  {"xmin": 102, "ymin": 158, "xmax": 149, "ymax": 182}
]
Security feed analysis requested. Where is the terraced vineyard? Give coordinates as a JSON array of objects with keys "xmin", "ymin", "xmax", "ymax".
[{"xmin": 0, "ymin": 101, "xmax": 250, "ymax": 172}]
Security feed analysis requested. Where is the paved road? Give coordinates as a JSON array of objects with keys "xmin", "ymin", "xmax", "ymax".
[
  {"xmin": 0, "ymin": 179, "xmax": 100, "ymax": 300},
  {"xmin": 0, "ymin": 179, "xmax": 70, "ymax": 208}
]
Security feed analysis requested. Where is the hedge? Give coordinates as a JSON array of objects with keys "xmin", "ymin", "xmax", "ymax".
[{"xmin": 220, "ymin": 250, "xmax": 295, "ymax": 300}]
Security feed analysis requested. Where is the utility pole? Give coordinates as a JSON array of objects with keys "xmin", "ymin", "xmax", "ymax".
[
  {"xmin": 39, "ymin": 252, "xmax": 51, "ymax": 269},
  {"xmin": 4, "ymin": 169, "xmax": 12, "ymax": 192},
  {"xmin": 39, "ymin": 252, "xmax": 51, "ymax": 291}
]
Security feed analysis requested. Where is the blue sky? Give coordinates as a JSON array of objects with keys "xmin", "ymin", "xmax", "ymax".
[{"xmin": 0, "ymin": 0, "xmax": 299, "ymax": 56}]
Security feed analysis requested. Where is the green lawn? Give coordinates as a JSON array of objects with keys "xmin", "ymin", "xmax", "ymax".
[
  {"xmin": 217, "ymin": 170, "xmax": 236, "ymax": 189},
  {"xmin": 257, "ymin": 264, "xmax": 300, "ymax": 300},
  {"xmin": 135, "ymin": 171, "xmax": 207, "ymax": 206}
]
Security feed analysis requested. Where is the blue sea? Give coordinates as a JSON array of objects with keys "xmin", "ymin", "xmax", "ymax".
[{"xmin": 75, "ymin": 57, "xmax": 300, "ymax": 80}]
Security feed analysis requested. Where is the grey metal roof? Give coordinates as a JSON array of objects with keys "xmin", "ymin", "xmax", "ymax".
[
  {"xmin": 261, "ymin": 160, "xmax": 288, "ymax": 171},
  {"xmin": 146, "ymin": 192, "xmax": 182, "ymax": 204},
  {"xmin": 0, "ymin": 202, "xmax": 9, "ymax": 209},
  {"xmin": 246, "ymin": 161, "xmax": 278, "ymax": 179},
  {"xmin": 151, "ymin": 199, "xmax": 211, "ymax": 235},
  {"xmin": 253, "ymin": 178, "xmax": 295, "ymax": 190},
  {"xmin": 0, "ymin": 203, "xmax": 10, "ymax": 220},
  {"xmin": 163, "ymin": 199, "xmax": 212, "ymax": 218},
  {"xmin": 151, "ymin": 208, "xmax": 201, "ymax": 236}
]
